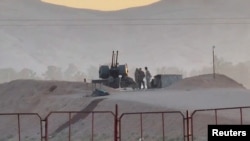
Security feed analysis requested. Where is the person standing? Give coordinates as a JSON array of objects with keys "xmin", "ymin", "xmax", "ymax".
[
  {"xmin": 138, "ymin": 68, "xmax": 145, "ymax": 89},
  {"xmin": 145, "ymin": 67, "xmax": 152, "ymax": 89},
  {"xmin": 134, "ymin": 68, "xmax": 139, "ymax": 89}
]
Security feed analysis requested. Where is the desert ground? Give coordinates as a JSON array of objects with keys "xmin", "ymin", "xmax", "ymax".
[
  {"xmin": 2, "ymin": 0, "xmax": 250, "ymax": 141},
  {"xmin": 0, "ymin": 74, "xmax": 249, "ymax": 141}
]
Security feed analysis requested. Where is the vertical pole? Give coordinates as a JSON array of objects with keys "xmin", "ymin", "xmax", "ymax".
[
  {"xmin": 240, "ymin": 108, "xmax": 243, "ymax": 125},
  {"xmin": 162, "ymin": 113, "xmax": 165, "ymax": 141},
  {"xmin": 92, "ymin": 113, "xmax": 94, "ymax": 141},
  {"xmin": 186, "ymin": 111, "xmax": 189, "ymax": 141},
  {"xmin": 114, "ymin": 104, "xmax": 118, "ymax": 141},
  {"xmin": 116, "ymin": 51, "xmax": 119, "ymax": 67},
  {"xmin": 18, "ymin": 114, "xmax": 21, "ymax": 141},
  {"xmin": 212, "ymin": 46, "xmax": 215, "ymax": 79},
  {"xmin": 190, "ymin": 112, "xmax": 194, "ymax": 141},
  {"xmin": 215, "ymin": 110, "xmax": 218, "ymax": 124},
  {"xmin": 119, "ymin": 112, "xmax": 122, "ymax": 141},
  {"xmin": 112, "ymin": 51, "xmax": 114, "ymax": 67}
]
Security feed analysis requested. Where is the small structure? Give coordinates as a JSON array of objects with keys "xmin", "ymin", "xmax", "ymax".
[{"xmin": 151, "ymin": 74, "xmax": 183, "ymax": 88}]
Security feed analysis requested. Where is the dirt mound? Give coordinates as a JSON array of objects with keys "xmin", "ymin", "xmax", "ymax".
[
  {"xmin": 166, "ymin": 74, "xmax": 245, "ymax": 90},
  {"xmin": 0, "ymin": 79, "xmax": 117, "ymax": 115},
  {"xmin": 0, "ymin": 79, "xmax": 116, "ymax": 96}
]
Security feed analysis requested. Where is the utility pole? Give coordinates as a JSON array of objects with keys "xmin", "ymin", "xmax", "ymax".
[{"xmin": 212, "ymin": 46, "xmax": 215, "ymax": 79}]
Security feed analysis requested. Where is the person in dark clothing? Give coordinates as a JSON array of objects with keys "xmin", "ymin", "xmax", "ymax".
[
  {"xmin": 138, "ymin": 68, "xmax": 145, "ymax": 89},
  {"xmin": 134, "ymin": 68, "xmax": 139, "ymax": 89}
]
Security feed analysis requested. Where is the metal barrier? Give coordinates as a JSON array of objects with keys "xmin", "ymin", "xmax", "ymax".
[
  {"xmin": 2, "ymin": 106, "xmax": 250, "ymax": 141},
  {"xmin": 0, "ymin": 113, "xmax": 43, "ymax": 141},
  {"xmin": 118, "ymin": 111, "xmax": 186, "ymax": 141},
  {"xmin": 190, "ymin": 106, "xmax": 250, "ymax": 141},
  {"xmin": 45, "ymin": 111, "xmax": 116, "ymax": 141}
]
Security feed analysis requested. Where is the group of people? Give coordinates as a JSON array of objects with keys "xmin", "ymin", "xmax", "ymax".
[{"xmin": 134, "ymin": 67, "xmax": 152, "ymax": 89}]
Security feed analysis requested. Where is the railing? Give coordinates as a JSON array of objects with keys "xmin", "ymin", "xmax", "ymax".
[
  {"xmin": 118, "ymin": 111, "xmax": 185, "ymax": 141},
  {"xmin": 1, "ymin": 105, "xmax": 250, "ymax": 141},
  {"xmin": 45, "ymin": 111, "xmax": 115, "ymax": 141},
  {"xmin": 0, "ymin": 113, "xmax": 43, "ymax": 141},
  {"xmin": 190, "ymin": 106, "xmax": 250, "ymax": 141}
]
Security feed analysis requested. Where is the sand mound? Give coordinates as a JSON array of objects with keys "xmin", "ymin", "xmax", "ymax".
[
  {"xmin": 0, "ymin": 79, "xmax": 116, "ymax": 96},
  {"xmin": 0, "ymin": 78, "xmax": 250, "ymax": 140},
  {"xmin": 166, "ymin": 74, "xmax": 245, "ymax": 90},
  {"xmin": 0, "ymin": 79, "xmax": 116, "ymax": 114}
]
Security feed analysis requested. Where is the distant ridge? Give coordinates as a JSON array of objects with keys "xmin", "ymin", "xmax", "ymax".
[
  {"xmin": 2, "ymin": 0, "xmax": 250, "ymax": 85},
  {"xmin": 167, "ymin": 74, "xmax": 245, "ymax": 90}
]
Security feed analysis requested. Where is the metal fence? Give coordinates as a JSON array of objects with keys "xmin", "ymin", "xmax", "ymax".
[
  {"xmin": 118, "ymin": 111, "xmax": 185, "ymax": 141},
  {"xmin": 1, "ymin": 105, "xmax": 250, "ymax": 141},
  {"xmin": 45, "ymin": 111, "xmax": 116, "ymax": 141},
  {"xmin": 0, "ymin": 113, "xmax": 43, "ymax": 141},
  {"xmin": 190, "ymin": 106, "xmax": 250, "ymax": 141}
]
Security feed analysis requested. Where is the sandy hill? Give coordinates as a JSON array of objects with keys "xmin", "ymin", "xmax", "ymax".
[
  {"xmin": 0, "ymin": 74, "xmax": 245, "ymax": 115},
  {"xmin": 0, "ymin": 79, "xmax": 115, "ymax": 116},
  {"xmin": 167, "ymin": 73, "xmax": 245, "ymax": 90},
  {"xmin": 0, "ymin": 76, "xmax": 250, "ymax": 140}
]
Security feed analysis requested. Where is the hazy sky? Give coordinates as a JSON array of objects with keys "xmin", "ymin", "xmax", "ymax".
[
  {"xmin": 41, "ymin": 0, "xmax": 160, "ymax": 11},
  {"xmin": 2, "ymin": 0, "xmax": 250, "ymax": 79}
]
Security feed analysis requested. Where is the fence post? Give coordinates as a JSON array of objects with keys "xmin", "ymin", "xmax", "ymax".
[
  {"xmin": 115, "ymin": 104, "xmax": 118, "ymax": 141},
  {"xmin": 186, "ymin": 110, "xmax": 190, "ymax": 141},
  {"xmin": 240, "ymin": 108, "xmax": 243, "ymax": 125},
  {"xmin": 17, "ymin": 114, "xmax": 21, "ymax": 141}
]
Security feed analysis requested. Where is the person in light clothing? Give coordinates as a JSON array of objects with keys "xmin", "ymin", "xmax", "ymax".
[{"xmin": 145, "ymin": 66, "xmax": 152, "ymax": 89}]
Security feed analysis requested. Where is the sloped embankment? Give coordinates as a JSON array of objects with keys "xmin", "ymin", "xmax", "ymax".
[{"xmin": 167, "ymin": 74, "xmax": 245, "ymax": 90}]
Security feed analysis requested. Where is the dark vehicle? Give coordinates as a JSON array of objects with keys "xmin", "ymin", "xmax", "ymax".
[{"xmin": 97, "ymin": 51, "xmax": 136, "ymax": 89}]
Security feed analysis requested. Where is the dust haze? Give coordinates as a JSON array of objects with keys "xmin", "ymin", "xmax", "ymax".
[{"xmin": 1, "ymin": 0, "xmax": 250, "ymax": 88}]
